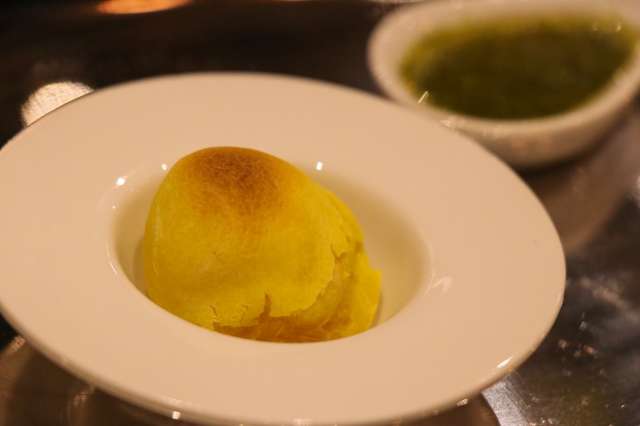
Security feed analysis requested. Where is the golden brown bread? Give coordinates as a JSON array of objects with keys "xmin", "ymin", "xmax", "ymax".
[{"xmin": 144, "ymin": 147, "xmax": 380, "ymax": 342}]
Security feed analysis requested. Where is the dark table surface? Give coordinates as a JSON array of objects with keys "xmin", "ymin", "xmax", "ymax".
[{"xmin": 1, "ymin": 1, "xmax": 639, "ymax": 425}]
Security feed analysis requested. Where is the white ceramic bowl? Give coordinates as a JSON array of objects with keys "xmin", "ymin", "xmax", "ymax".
[
  {"xmin": 368, "ymin": 0, "xmax": 640, "ymax": 168},
  {"xmin": 0, "ymin": 74, "xmax": 565, "ymax": 425}
]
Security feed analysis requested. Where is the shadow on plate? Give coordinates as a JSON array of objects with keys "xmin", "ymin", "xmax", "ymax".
[{"xmin": 0, "ymin": 338, "xmax": 498, "ymax": 426}]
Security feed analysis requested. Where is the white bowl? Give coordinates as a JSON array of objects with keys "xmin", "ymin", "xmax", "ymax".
[
  {"xmin": 368, "ymin": 0, "xmax": 640, "ymax": 168},
  {"xmin": 0, "ymin": 73, "xmax": 565, "ymax": 425}
]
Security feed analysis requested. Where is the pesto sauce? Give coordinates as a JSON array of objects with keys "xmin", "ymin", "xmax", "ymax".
[{"xmin": 400, "ymin": 15, "xmax": 638, "ymax": 120}]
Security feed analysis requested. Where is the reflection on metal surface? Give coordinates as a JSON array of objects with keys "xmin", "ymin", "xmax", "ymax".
[
  {"xmin": 21, "ymin": 82, "xmax": 92, "ymax": 126},
  {"xmin": 405, "ymin": 397, "xmax": 498, "ymax": 426},
  {"xmin": 527, "ymin": 110, "xmax": 640, "ymax": 255},
  {"xmin": 483, "ymin": 382, "xmax": 529, "ymax": 425},
  {"xmin": 96, "ymin": 0, "xmax": 191, "ymax": 14},
  {"xmin": 0, "ymin": 341, "xmax": 499, "ymax": 426}
]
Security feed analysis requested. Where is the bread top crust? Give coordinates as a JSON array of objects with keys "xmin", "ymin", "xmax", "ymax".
[{"xmin": 177, "ymin": 147, "xmax": 298, "ymax": 220}]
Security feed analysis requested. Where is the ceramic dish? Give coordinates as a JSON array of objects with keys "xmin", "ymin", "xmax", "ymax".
[
  {"xmin": 368, "ymin": 0, "xmax": 640, "ymax": 168},
  {"xmin": 0, "ymin": 74, "xmax": 565, "ymax": 425}
]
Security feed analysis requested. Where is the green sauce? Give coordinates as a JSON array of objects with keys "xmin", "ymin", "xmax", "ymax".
[{"xmin": 400, "ymin": 15, "xmax": 638, "ymax": 120}]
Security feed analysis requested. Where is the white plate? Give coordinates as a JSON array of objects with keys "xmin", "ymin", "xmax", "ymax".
[{"xmin": 0, "ymin": 74, "xmax": 565, "ymax": 425}]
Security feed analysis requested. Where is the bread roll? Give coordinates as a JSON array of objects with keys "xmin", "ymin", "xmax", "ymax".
[{"xmin": 144, "ymin": 147, "xmax": 380, "ymax": 342}]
